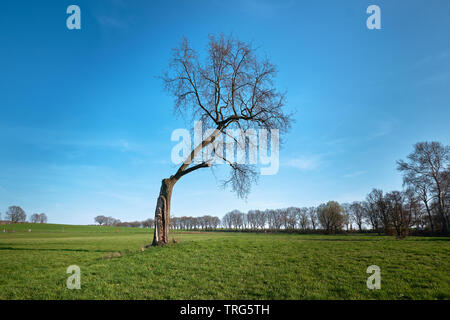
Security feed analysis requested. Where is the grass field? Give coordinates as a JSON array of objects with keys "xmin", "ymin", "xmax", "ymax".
[{"xmin": 0, "ymin": 223, "xmax": 449, "ymax": 300}]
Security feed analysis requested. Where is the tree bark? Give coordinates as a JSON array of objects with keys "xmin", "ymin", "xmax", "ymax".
[
  {"xmin": 152, "ymin": 178, "xmax": 175, "ymax": 246},
  {"xmin": 423, "ymin": 200, "xmax": 435, "ymax": 233}
]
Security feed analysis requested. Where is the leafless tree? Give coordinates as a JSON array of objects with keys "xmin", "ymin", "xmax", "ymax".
[
  {"xmin": 366, "ymin": 189, "xmax": 392, "ymax": 235},
  {"xmin": 298, "ymin": 207, "xmax": 309, "ymax": 230},
  {"xmin": 349, "ymin": 201, "xmax": 365, "ymax": 232},
  {"xmin": 285, "ymin": 207, "xmax": 299, "ymax": 229},
  {"xmin": 384, "ymin": 191, "xmax": 413, "ymax": 238},
  {"xmin": 317, "ymin": 201, "xmax": 344, "ymax": 234},
  {"xmin": 397, "ymin": 142, "xmax": 449, "ymax": 234},
  {"xmin": 222, "ymin": 212, "xmax": 233, "ymax": 229},
  {"xmin": 307, "ymin": 207, "xmax": 318, "ymax": 230},
  {"xmin": 142, "ymin": 218, "xmax": 155, "ymax": 228},
  {"xmin": 95, "ymin": 215, "xmax": 107, "ymax": 226},
  {"xmin": 5, "ymin": 206, "xmax": 26, "ymax": 223},
  {"xmin": 341, "ymin": 203, "xmax": 351, "ymax": 231},
  {"xmin": 31, "ymin": 213, "xmax": 40, "ymax": 223},
  {"xmin": 247, "ymin": 210, "xmax": 258, "ymax": 229},
  {"xmin": 404, "ymin": 188, "xmax": 424, "ymax": 230},
  {"xmin": 254, "ymin": 210, "xmax": 267, "ymax": 229},
  {"xmin": 362, "ymin": 200, "xmax": 379, "ymax": 234},
  {"xmin": 152, "ymin": 34, "xmax": 291, "ymax": 245},
  {"xmin": 38, "ymin": 213, "xmax": 48, "ymax": 223}
]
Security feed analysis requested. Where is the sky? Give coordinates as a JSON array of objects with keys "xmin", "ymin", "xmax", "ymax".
[{"xmin": 0, "ymin": 0, "xmax": 449, "ymax": 225}]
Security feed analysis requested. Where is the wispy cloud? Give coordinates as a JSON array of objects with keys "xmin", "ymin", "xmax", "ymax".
[
  {"xmin": 240, "ymin": 0, "xmax": 295, "ymax": 15},
  {"xmin": 415, "ymin": 72, "xmax": 449, "ymax": 87},
  {"xmin": 343, "ymin": 170, "xmax": 367, "ymax": 178},
  {"xmin": 414, "ymin": 50, "xmax": 450, "ymax": 68},
  {"xmin": 95, "ymin": 191, "xmax": 147, "ymax": 207},
  {"xmin": 96, "ymin": 15, "xmax": 130, "ymax": 30},
  {"xmin": 94, "ymin": 0, "xmax": 131, "ymax": 31},
  {"xmin": 212, "ymin": 0, "xmax": 295, "ymax": 17},
  {"xmin": 367, "ymin": 119, "xmax": 395, "ymax": 140},
  {"xmin": 1, "ymin": 125, "xmax": 152, "ymax": 157},
  {"xmin": 284, "ymin": 155, "xmax": 322, "ymax": 171}
]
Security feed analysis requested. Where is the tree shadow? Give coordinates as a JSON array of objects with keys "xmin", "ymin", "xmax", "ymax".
[{"xmin": 0, "ymin": 247, "xmax": 111, "ymax": 253}]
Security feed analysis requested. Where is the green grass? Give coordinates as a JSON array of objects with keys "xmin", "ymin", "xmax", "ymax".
[{"xmin": 0, "ymin": 223, "xmax": 449, "ymax": 299}]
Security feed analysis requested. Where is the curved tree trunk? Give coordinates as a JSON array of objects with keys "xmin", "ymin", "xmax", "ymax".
[
  {"xmin": 150, "ymin": 129, "xmax": 221, "ymax": 246},
  {"xmin": 152, "ymin": 178, "xmax": 176, "ymax": 246}
]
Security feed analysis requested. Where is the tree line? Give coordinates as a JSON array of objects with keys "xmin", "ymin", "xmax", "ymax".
[
  {"xmin": 94, "ymin": 215, "xmax": 155, "ymax": 228},
  {"xmin": 92, "ymin": 141, "xmax": 448, "ymax": 237},
  {"xmin": 93, "ymin": 214, "xmax": 222, "ymax": 230},
  {"xmin": 0, "ymin": 206, "xmax": 48, "ymax": 224},
  {"xmin": 176, "ymin": 141, "xmax": 450, "ymax": 237}
]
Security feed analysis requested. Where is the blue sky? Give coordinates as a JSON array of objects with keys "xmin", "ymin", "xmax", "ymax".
[{"xmin": 1, "ymin": 0, "xmax": 449, "ymax": 224}]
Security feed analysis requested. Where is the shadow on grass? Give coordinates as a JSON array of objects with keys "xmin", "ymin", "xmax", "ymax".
[
  {"xmin": 299, "ymin": 238, "xmax": 449, "ymax": 242},
  {"xmin": 295, "ymin": 238, "xmax": 384, "ymax": 242},
  {"xmin": 0, "ymin": 247, "xmax": 111, "ymax": 253}
]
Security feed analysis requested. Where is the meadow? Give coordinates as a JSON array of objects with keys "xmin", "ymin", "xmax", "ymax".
[{"xmin": 0, "ymin": 223, "xmax": 449, "ymax": 300}]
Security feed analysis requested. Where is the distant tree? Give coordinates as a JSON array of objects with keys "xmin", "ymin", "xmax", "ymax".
[
  {"xmin": 254, "ymin": 210, "xmax": 266, "ymax": 229},
  {"xmin": 142, "ymin": 218, "xmax": 155, "ymax": 228},
  {"xmin": 366, "ymin": 189, "xmax": 392, "ymax": 234},
  {"xmin": 308, "ymin": 207, "xmax": 318, "ymax": 230},
  {"xmin": 285, "ymin": 207, "xmax": 299, "ymax": 229},
  {"xmin": 397, "ymin": 141, "xmax": 449, "ymax": 234},
  {"xmin": 385, "ymin": 191, "xmax": 413, "ymax": 238},
  {"xmin": 38, "ymin": 213, "xmax": 48, "ymax": 223},
  {"xmin": 404, "ymin": 188, "xmax": 423, "ymax": 230},
  {"xmin": 5, "ymin": 206, "xmax": 26, "ymax": 223},
  {"xmin": 298, "ymin": 207, "xmax": 309, "ymax": 230},
  {"xmin": 94, "ymin": 215, "xmax": 107, "ymax": 226},
  {"xmin": 317, "ymin": 201, "xmax": 344, "ymax": 234},
  {"xmin": 362, "ymin": 199, "xmax": 380, "ymax": 234},
  {"xmin": 31, "ymin": 213, "xmax": 40, "ymax": 223},
  {"xmin": 211, "ymin": 216, "xmax": 221, "ymax": 229},
  {"xmin": 229, "ymin": 210, "xmax": 244, "ymax": 229},
  {"xmin": 222, "ymin": 212, "xmax": 233, "ymax": 229},
  {"xmin": 349, "ymin": 201, "xmax": 365, "ymax": 232},
  {"xmin": 106, "ymin": 217, "xmax": 120, "ymax": 226},
  {"xmin": 247, "ymin": 210, "xmax": 258, "ymax": 229}
]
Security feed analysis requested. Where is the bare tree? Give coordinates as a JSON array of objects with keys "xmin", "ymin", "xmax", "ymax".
[
  {"xmin": 142, "ymin": 218, "xmax": 155, "ymax": 228},
  {"xmin": 254, "ymin": 210, "xmax": 266, "ymax": 229},
  {"xmin": 95, "ymin": 215, "xmax": 107, "ymax": 226},
  {"xmin": 404, "ymin": 188, "xmax": 423, "ymax": 230},
  {"xmin": 152, "ymin": 34, "xmax": 291, "ymax": 245},
  {"xmin": 38, "ymin": 213, "xmax": 48, "ymax": 224},
  {"xmin": 385, "ymin": 191, "xmax": 413, "ymax": 238},
  {"xmin": 397, "ymin": 142, "xmax": 450, "ymax": 234},
  {"xmin": 31, "ymin": 213, "xmax": 40, "ymax": 223},
  {"xmin": 308, "ymin": 207, "xmax": 317, "ymax": 230},
  {"xmin": 222, "ymin": 212, "xmax": 233, "ymax": 229},
  {"xmin": 298, "ymin": 207, "xmax": 309, "ymax": 230},
  {"xmin": 349, "ymin": 201, "xmax": 364, "ymax": 232},
  {"xmin": 285, "ymin": 207, "xmax": 298, "ymax": 229},
  {"xmin": 5, "ymin": 206, "xmax": 26, "ymax": 223},
  {"xmin": 317, "ymin": 201, "xmax": 344, "ymax": 234},
  {"xmin": 366, "ymin": 189, "xmax": 391, "ymax": 234},
  {"xmin": 247, "ymin": 210, "xmax": 258, "ymax": 229}
]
